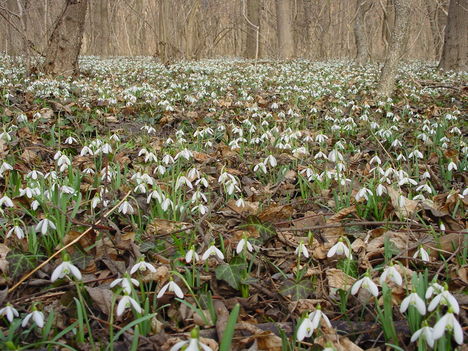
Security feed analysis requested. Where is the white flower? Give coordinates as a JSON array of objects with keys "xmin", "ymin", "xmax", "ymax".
[
  {"xmin": 425, "ymin": 282, "xmax": 444, "ymax": 299},
  {"xmin": 235, "ymin": 198, "xmax": 245, "ymax": 208},
  {"xmin": 296, "ymin": 317, "xmax": 314, "ymax": 341},
  {"xmin": 0, "ymin": 195, "xmax": 14, "ymax": 208},
  {"xmin": 0, "ymin": 304, "xmax": 19, "ymax": 323},
  {"xmin": 355, "ymin": 187, "xmax": 372, "ymax": 201},
  {"xmin": 236, "ymin": 238, "xmax": 253, "ymax": 254},
  {"xmin": 175, "ymin": 176, "xmax": 193, "ymax": 190},
  {"xmin": 201, "ymin": 245, "xmax": 224, "ymax": 261},
  {"xmin": 116, "ymin": 295, "xmax": 142, "ymax": 316},
  {"xmin": 0, "ymin": 162, "xmax": 13, "ymax": 176},
  {"xmin": 447, "ymin": 161, "xmax": 457, "ymax": 171},
  {"xmin": 413, "ymin": 246, "xmax": 430, "ymax": 262},
  {"xmin": 6, "ymin": 225, "xmax": 25, "ymax": 239},
  {"xmin": 170, "ymin": 338, "xmax": 212, "ymax": 351},
  {"xmin": 428, "ymin": 289, "xmax": 459, "ymax": 314},
  {"xmin": 157, "ymin": 280, "xmax": 184, "ymax": 299},
  {"xmin": 118, "ymin": 201, "xmax": 135, "ymax": 215},
  {"xmin": 327, "ymin": 241, "xmax": 352, "ymax": 259},
  {"xmin": 185, "ymin": 247, "xmax": 199, "ymax": 263},
  {"xmin": 432, "ymin": 312, "xmax": 463, "ymax": 345},
  {"xmin": 110, "ymin": 276, "xmax": 140, "ymax": 294},
  {"xmin": 400, "ymin": 292, "xmax": 426, "ymax": 315},
  {"xmin": 64, "ymin": 136, "xmax": 77, "ymax": 144},
  {"xmin": 410, "ymin": 326, "xmax": 435, "ymax": 348},
  {"xmin": 264, "ymin": 155, "xmax": 277, "ymax": 167},
  {"xmin": 253, "ymin": 162, "xmax": 267, "ymax": 174},
  {"xmin": 22, "ymin": 310, "xmax": 45, "ymax": 328},
  {"xmin": 376, "ymin": 183, "xmax": 387, "ymax": 196},
  {"xmin": 51, "ymin": 261, "xmax": 82, "ymax": 282},
  {"xmin": 379, "ymin": 266, "xmax": 402, "ymax": 286},
  {"xmin": 351, "ymin": 276, "xmax": 379, "ymax": 297},
  {"xmin": 35, "ymin": 218, "xmax": 56, "ymax": 235},
  {"xmin": 309, "ymin": 308, "xmax": 332, "ymax": 329},
  {"xmin": 130, "ymin": 261, "xmax": 156, "ymax": 275},
  {"xmin": 295, "ymin": 242, "xmax": 309, "ymax": 258}
]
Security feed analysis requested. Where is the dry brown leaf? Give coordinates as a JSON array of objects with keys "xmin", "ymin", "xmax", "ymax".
[
  {"xmin": 0, "ymin": 244, "xmax": 10, "ymax": 273},
  {"xmin": 258, "ymin": 204, "xmax": 295, "ymax": 223},
  {"xmin": 146, "ymin": 218, "xmax": 191, "ymax": 236},
  {"xmin": 365, "ymin": 231, "xmax": 408, "ymax": 260},
  {"xmin": 141, "ymin": 265, "xmax": 169, "ymax": 283},
  {"xmin": 386, "ymin": 186, "xmax": 419, "ymax": 219},
  {"xmin": 86, "ymin": 287, "xmax": 114, "ymax": 316},
  {"xmin": 326, "ymin": 268, "xmax": 356, "ymax": 293}
]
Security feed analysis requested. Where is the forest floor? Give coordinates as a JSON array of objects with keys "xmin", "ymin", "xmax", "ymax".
[{"xmin": 0, "ymin": 56, "xmax": 466, "ymax": 350}]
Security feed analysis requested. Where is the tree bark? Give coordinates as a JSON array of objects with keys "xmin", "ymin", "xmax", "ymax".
[
  {"xmin": 354, "ymin": 0, "xmax": 372, "ymax": 64},
  {"xmin": 244, "ymin": 0, "xmax": 261, "ymax": 59},
  {"xmin": 439, "ymin": 0, "xmax": 467, "ymax": 71},
  {"xmin": 376, "ymin": 0, "xmax": 411, "ymax": 97},
  {"xmin": 42, "ymin": 0, "xmax": 88, "ymax": 76},
  {"xmin": 275, "ymin": 0, "xmax": 295, "ymax": 59}
]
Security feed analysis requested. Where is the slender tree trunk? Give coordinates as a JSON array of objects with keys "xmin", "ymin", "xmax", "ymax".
[
  {"xmin": 275, "ymin": 0, "xmax": 295, "ymax": 59},
  {"xmin": 376, "ymin": 0, "xmax": 411, "ymax": 97},
  {"xmin": 439, "ymin": 0, "xmax": 467, "ymax": 71},
  {"xmin": 244, "ymin": 0, "xmax": 261, "ymax": 59},
  {"xmin": 42, "ymin": 0, "xmax": 88, "ymax": 76},
  {"xmin": 354, "ymin": 0, "xmax": 372, "ymax": 64},
  {"xmin": 424, "ymin": 0, "xmax": 442, "ymax": 59}
]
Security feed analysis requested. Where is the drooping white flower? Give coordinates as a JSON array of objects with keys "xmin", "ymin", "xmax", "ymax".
[
  {"xmin": 327, "ymin": 241, "xmax": 352, "ymax": 259},
  {"xmin": 201, "ymin": 245, "xmax": 224, "ymax": 261},
  {"xmin": 295, "ymin": 242, "xmax": 309, "ymax": 258},
  {"xmin": 0, "ymin": 304, "xmax": 19, "ymax": 323},
  {"xmin": 130, "ymin": 260, "xmax": 156, "ymax": 275},
  {"xmin": 51, "ymin": 260, "xmax": 82, "ymax": 282},
  {"xmin": 110, "ymin": 276, "xmax": 140, "ymax": 294},
  {"xmin": 413, "ymin": 246, "xmax": 430, "ymax": 262},
  {"xmin": 296, "ymin": 317, "xmax": 314, "ymax": 341},
  {"xmin": 157, "ymin": 280, "xmax": 184, "ymax": 299},
  {"xmin": 0, "ymin": 195, "xmax": 14, "ymax": 208},
  {"xmin": 428, "ymin": 289, "xmax": 460, "ymax": 314},
  {"xmin": 400, "ymin": 292, "xmax": 426, "ymax": 315},
  {"xmin": 170, "ymin": 333, "xmax": 213, "ymax": 351},
  {"xmin": 379, "ymin": 265, "xmax": 403, "ymax": 286},
  {"xmin": 236, "ymin": 237, "xmax": 254, "ymax": 254},
  {"xmin": 432, "ymin": 311, "xmax": 463, "ymax": 345},
  {"xmin": 309, "ymin": 307, "xmax": 332, "ymax": 330},
  {"xmin": 355, "ymin": 187, "xmax": 373, "ymax": 201},
  {"xmin": 118, "ymin": 201, "xmax": 135, "ymax": 215},
  {"xmin": 6, "ymin": 225, "xmax": 25, "ymax": 240},
  {"xmin": 425, "ymin": 282, "xmax": 444, "ymax": 299},
  {"xmin": 410, "ymin": 325, "xmax": 435, "ymax": 348},
  {"xmin": 185, "ymin": 247, "xmax": 199, "ymax": 264},
  {"xmin": 22, "ymin": 309, "xmax": 45, "ymax": 328},
  {"xmin": 35, "ymin": 218, "xmax": 56, "ymax": 235},
  {"xmin": 447, "ymin": 161, "xmax": 457, "ymax": 172},
  {"xmin": 351, "ymin": 276, "xmax": 379, "ymax": 297},
  {"xmin": 116, "ymin": 295, "xmax": 142, "ymax": 316}
]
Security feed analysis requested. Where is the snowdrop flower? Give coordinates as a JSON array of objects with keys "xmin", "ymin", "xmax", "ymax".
[
  {"xmin": 296, "ymin": 317, "xmax": 314, "ymax": 341},
  {"xmin": 236, "ymin": 237, "xmax": 254, "ymax": 254},
  {"xmin": 35, "ymin": 218, "xmax": 56, "ymax": 235},
  {"xmin": 192, "ymin": 204, "xmax": 208, "ymax": 215},
  {"xmin": 327, "ymin": 240, "xmax": 352, "ymax": 259},
  {"xmin": 0, "ymin": 304, "xmax": 19, "ymax": 323},
  {"xmin": 253, "ymin": 162, "xmax": 267, "ymax": 174},
  {"xmin": 351, "ymin": 275, "xmax": 379, "ymax": 297},
  {"xmin": 447, "ymin": 161, "xmax": 457, "ymax": 171},
  {"xmin": 413, "ymin": 246, "xmax": 430, "ymax": 262},
  {"xmin": 264, "ymin": 155, "xmax": 277, "ymax": 167},
  {"xmin": 355, "ymin": 187, "xmax": 372, "ymax": 201},
  {"xmin": 130, "ymin": 259, "xmax": 156, "ymax": 275},
  {"xmin": 379, "ymin": 265, "xmax": 403, "ymax": 286},
  {"xmin": 51, "ymin": 260, "xmax": 82, "ymax": 282},
  {"xmin": 428, "ymin": 288, "xmax": 459, "ymax": 314},
  {"xmin": 314, "ymin": 151, "xmax": 327, "ymax": 160},
  {"xmin": 56, "ymin": 154, "xmax": 71, "ymax": 172},
  {"xmin": 416, "ymin": 184, "xmax": 432, "ymax": 194},
  {"xmin": 64, "ymin": 136, "xmax": 77, "ymax": 144},
  {"xmin": 100, "ymin": 143, "xmax": 112, "ymax": 154},
  {"xmin": 328, "ymin": 149, "xmax": 343, "ymax": 163},
  {"xmin": 309, "ymin": 307, "xmax": 332, "ymax": 330},
  {"xmin": 370, "ymin": 155, "xmax": 381, "ymax": 165},
  {"xmin": 26, "ymin": 170, "xmax": 44, "ymax": 180},
  {"xmin": 425, "ymin": 282, "xmax": 444, "ymax": 299},
  {"xmin": 116, "ymin": 294, "xmax": 142, "ymax": 316},
  {"xmin": 376, "ymin": 183, "xmax": 386, "ymax": 196},
  {"xmin": 0, "ymin": 162, "xmax": 13, "ymax": 176},
  {"xmin": 7, "ymin": 225, "xmax": 25, "ymax": 239},
  {"xmin": 400, "ymin": 292, "xmax": 426, "ymax": 315},
  {"xmin": 315, "ymin": 134, "xmax": 328, "ymax": 143},
  {"xmin": 201, "ymin": 244, "xmax": 224, "ymax": 261},
  {"xmin": 175, "ymin": 176, "xmax": 193, "ymax": 190},
  {"xmin": 170, "ymin": 328, "xmax": 213, "ymax": 351},
  {"xmin": 295, "ymin": 241, "xmax": 309, "ymax": 258},
  {"xmin": 410, "ymin": 324, "xmax": 435, "ymax": 348},
  {"xmin": 235, "ymin": 197, "xmax": 245, "ymax": 208},
  {"xmin": 0, "ymin": 195, "xmax": 14, "ymax": 208},
  {"xmin": 157, "ymin": 279, "xmax": 184, "ymax": 299},
  {"xmin": 31, "ymin": 200, "xmax": 40, "ymax": 210},
  {"xmin": 408, "ymin": 149, "xmax": 423, "ymax": 159},
  {"xmin": 432, "ymin": 310, "xmax": 463, "ymax": 345},
  {"xmin": 80, "ymin": 146, "xmax": 94, "ymax": 156},
  {"xmin": 110, "ymin": 275, "xmax": 140, "ymax": 294},
  {"xmin": 22, "ymin": 308, "xmax": 45, "ymax": 328},
  {"xmin": 118, "ymin": 201, "xmax": 135, "ymax": 215},
  {"xmin": 185, "ymin": 246, "xmax": 199, "ymax": 264}
]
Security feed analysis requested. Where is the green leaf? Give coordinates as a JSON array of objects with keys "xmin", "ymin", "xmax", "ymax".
[
  {"xmin": 220, "ymin": 304, "xmax": 240, "ymax": 351},
  {"xmin": 279, "ymin": 279, "xmax": 313, "ymax": 300},
  {"xmin": 215, "ymin": 260, "xmax": 246, "ymax": 290}
]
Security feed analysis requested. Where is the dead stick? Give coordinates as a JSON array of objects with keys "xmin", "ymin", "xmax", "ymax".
[
  {"xmin": 9, "ymin": 191, "xmax": 131, "ymax": 293},
  {"xmin": 276, "ymin": 220, "xmax": 427, "ymax": 232}
]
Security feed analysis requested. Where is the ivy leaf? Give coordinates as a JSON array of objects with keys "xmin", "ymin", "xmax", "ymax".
[
  {"xmin": 279, "ymin": 279, "xmax": 313, "ymax": 300},
  {"xmin": 215, "ymin": 259, "xmax": 247, "ymax": 290}
]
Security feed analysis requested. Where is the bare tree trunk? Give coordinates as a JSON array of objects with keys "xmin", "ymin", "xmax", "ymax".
[
  {"xmin": 354, "ymin": 0, "xmax": 372, "ymax": 64},
  {"xmin": 275, "ymin": 0, "xmax": 294, "ymax": 59},
  {"xmin": 439, "ymin": 0, "xmax": 467, "ymax": 71},
  {"xmin": 376, "ymin": 0, "xmax": 411, "ymax": 97},
  {"xmin": 244, "ymin": 0, "xmax": 261, "ymax": 59},
  {"xmin": 424, "ymin": 0, "xmax": 442, "ymax": 59},
  {"xmin": 42, "ymin": 0, "xmax": 88, "ymax": 76}
]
